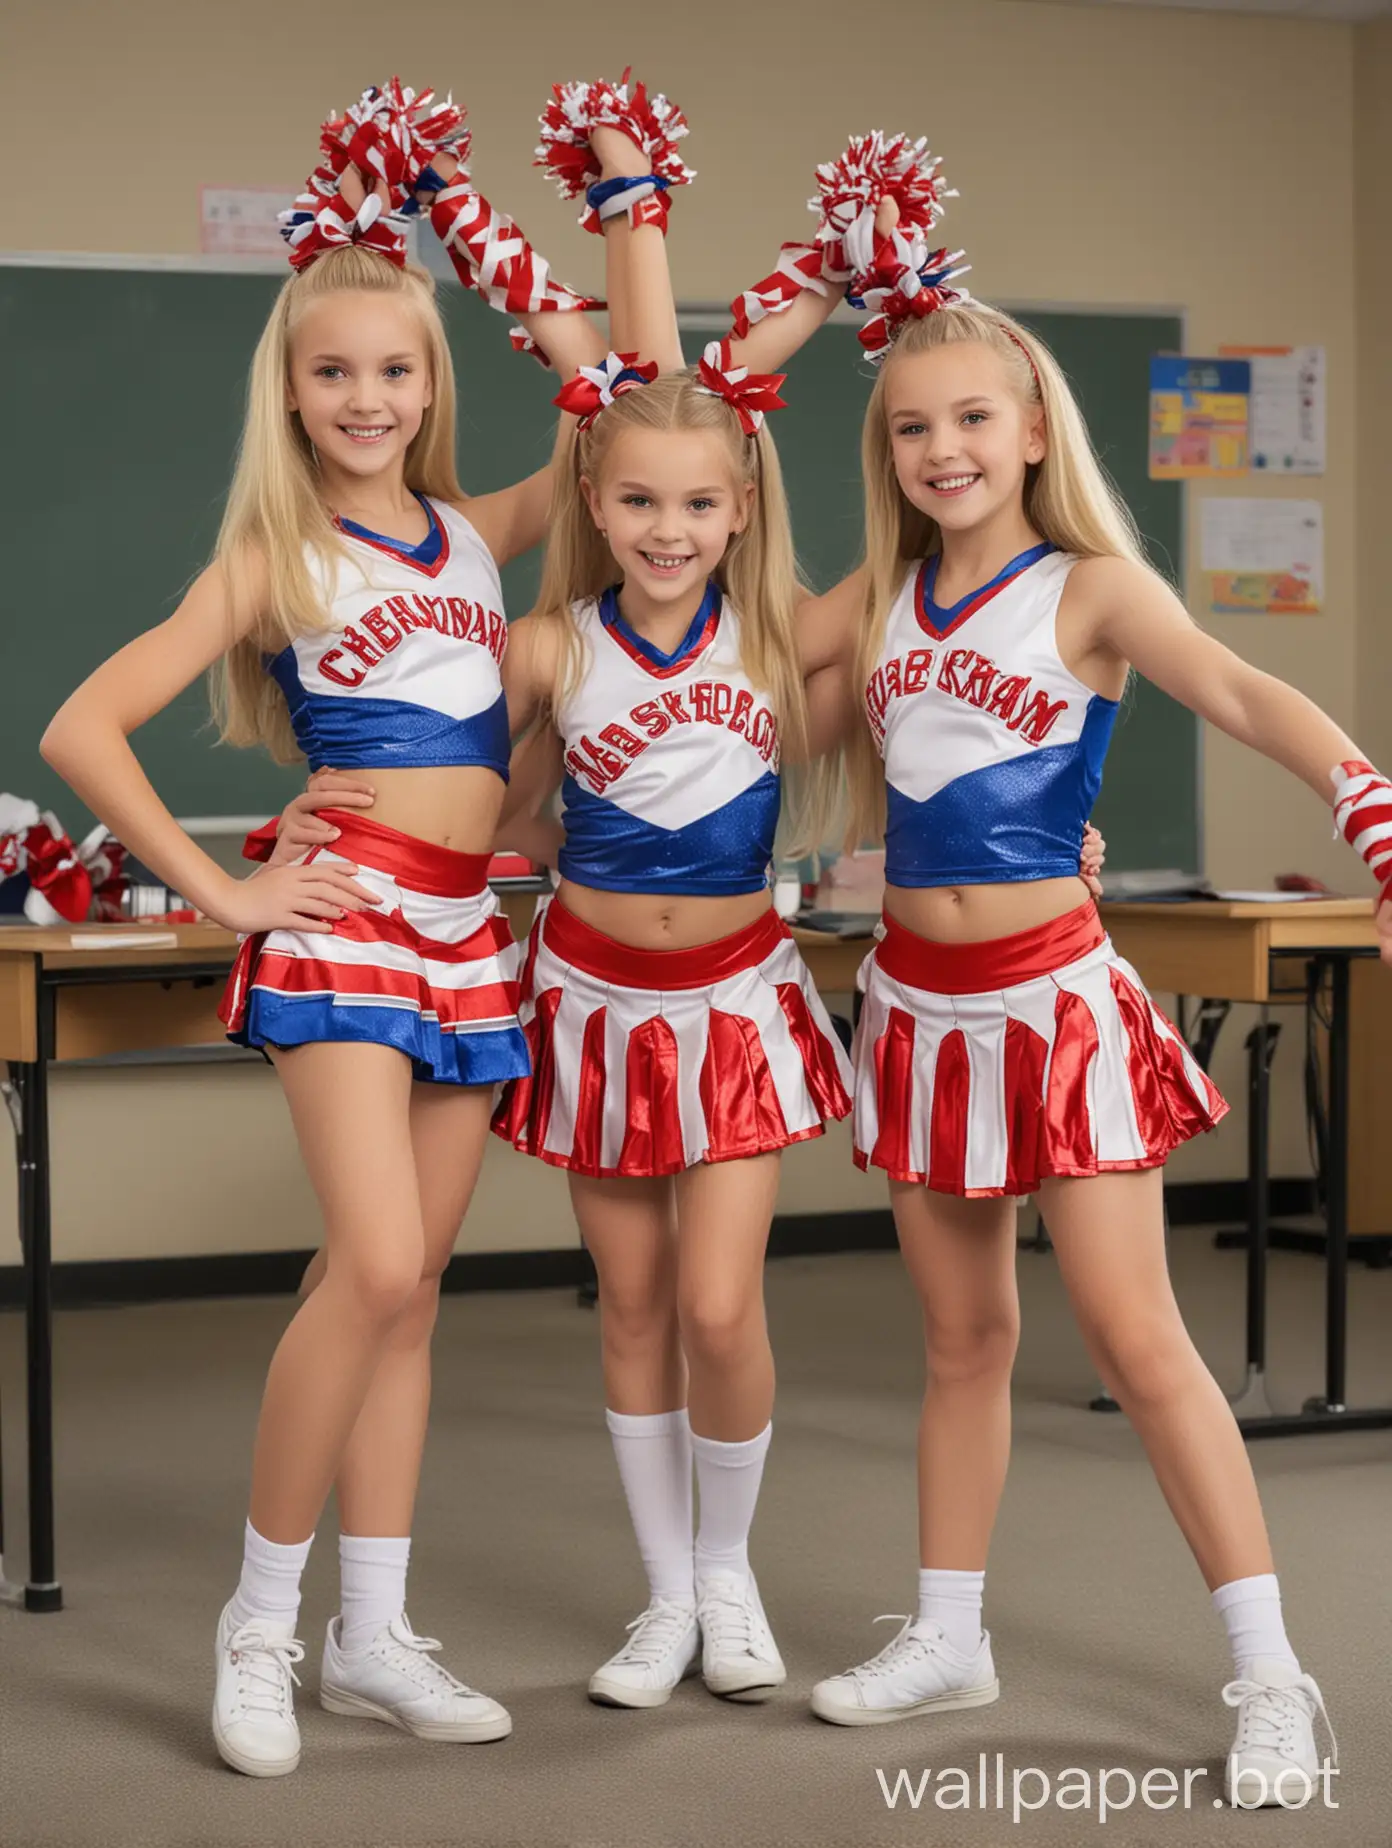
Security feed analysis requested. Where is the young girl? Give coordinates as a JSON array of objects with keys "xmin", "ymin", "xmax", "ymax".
[
  {"xmin": 742, "ymin": 144, "xmax": 1390, "ymax": 1801},
  {"xmin": 41, "ymin": 81, "xmax": 606, "ymax": 1777}
]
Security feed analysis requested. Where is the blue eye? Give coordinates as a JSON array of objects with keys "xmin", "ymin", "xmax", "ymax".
[
  {"xmin": 384, "ymin": 365, "xmax": 411, "ymax": 379},
  {"xmin": 962, "ymin": 411, "xmax": 987, "ymax": 426},
  {"xmin": 621, "ymin": 494, "xmax": 652, "ymax": 508},
  {"xmin": 896, "ymin": 422, "xmax": 926, "ymax": 437},
  {"xmin": 316, "ymin": 365, "xmax": 344, "ymax": 380},
  {"xmin": 689, "ymin": 498, "xmax": 716, "ymax": 512}
]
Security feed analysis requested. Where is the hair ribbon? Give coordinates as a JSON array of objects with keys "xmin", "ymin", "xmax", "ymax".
[{"xmin": 553, "ymin": 352, "xmax": 660, "ymax": 430}]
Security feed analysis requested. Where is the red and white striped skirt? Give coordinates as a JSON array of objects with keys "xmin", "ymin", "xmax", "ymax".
[
  {"xmin": 219, "ymin": 812, "xmax": 528, "ymax": 1087},
  {"xmin": 493, "ymin": 897, "xmax": 853, "ymax": 1177},
  {"xmin": 852, "ymin": 901, "xmax": 1227, "ymax": 1196}
]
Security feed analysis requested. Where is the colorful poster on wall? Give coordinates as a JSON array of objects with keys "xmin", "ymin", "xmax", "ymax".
[
  {"xmin": 1218, "ymin": 345, "xmax": 1325, "ymax": 475},
  {"xmin": 1148, "ymin": 356, "xmax": 1250, "ymax": 479},
  {"xmin": 1200, "ymin": 498, "xmax": 1323, "ymax": 614}
]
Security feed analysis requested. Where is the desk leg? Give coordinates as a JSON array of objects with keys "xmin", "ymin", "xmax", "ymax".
[
  {"xmin": 1310, "ymin": 956, "xmax": 1350, "ymax": 1416},
  {"xmin": 9, "ymin": 981, "xmax": 61, "ymax": 1611},
  {"xmin": 1228, "ymin": 1015, "xmax": 1279, "ymax": 1420}
]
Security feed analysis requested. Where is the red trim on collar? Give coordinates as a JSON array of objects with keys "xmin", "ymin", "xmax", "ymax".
[
  {"xmin": 602, "ymin": 605, "xmax": 722, "ymax": 680},
  {"xmin": 334, "ymin": 503, "xmax": 454, "ymax": 581},
  {"xmin": 913, "ymin": 553, "xmax": 1041, "ymax": 643}
]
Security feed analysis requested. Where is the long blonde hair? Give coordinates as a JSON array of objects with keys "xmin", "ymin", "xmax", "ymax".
[
  {"xmin": 534, "ymin": 370, "xmax": 814, "ymax": 841},
  {"xmin": 212, "ymin": 246, "xmax": 464, "ymax": 762},
  {"xmin": 846, "ymin": 302, "xmax": 1149, "ymax": 846}
]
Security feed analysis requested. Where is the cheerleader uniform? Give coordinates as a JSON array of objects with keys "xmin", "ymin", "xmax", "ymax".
[
  {"xmin": 494, "ymin": 581, "xmax": 852, "ymax": 1175},
  {"xmin": 853, "ymin": 542, "xmax": 1226, "ymax": 1194},
  {"xmin": 219, "ymin": 495, "xmax": 528, "ymax": 1085}
]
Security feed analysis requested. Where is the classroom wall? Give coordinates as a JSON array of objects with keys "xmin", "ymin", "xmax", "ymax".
[
  {"xmin": 1354, "ymin": 18, "xmax": 1392, "ymax": 775},
  {"xmin": 0, "ymin": 0, "xmax": 1376, "ymax": 1265}
]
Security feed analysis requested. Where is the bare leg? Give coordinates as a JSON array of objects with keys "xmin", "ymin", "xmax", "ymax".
[
  {"xmin": 248, "ymin": 1043, "xmax": 425, "ymax": 1544},
  {"xmin": 891, "ymin": 1182, "xmax": 1020, "ymax": 1569},
  {"xmin": 331, "ymin": 1084, "xmax": 496, "ymax": 1537},
  {"xmin": 1040, "ymin": 1168, "xmax": 1273, "ymax": 1588},
  {"xmin": 572, "ymin": 1174, "xmax": 684, "ymax": 1415},
  {"xmin": 674, "ymin": 1154, "xmax": 782, "ymax": 1441}
]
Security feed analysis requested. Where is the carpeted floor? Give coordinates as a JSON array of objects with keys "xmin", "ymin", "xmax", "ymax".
[{"xmin": 3, "ymin": 1231, "xmax": 1390, "ymax": 1848}]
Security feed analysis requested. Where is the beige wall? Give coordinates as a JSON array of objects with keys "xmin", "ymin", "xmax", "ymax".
[
  {"xmin": 2, "ymin": 0, "xmax": 1380, "ymax": 1265},
  {"xmin": 1354, "ymin": 18, "xmax": 1392, "ymax": 774}
]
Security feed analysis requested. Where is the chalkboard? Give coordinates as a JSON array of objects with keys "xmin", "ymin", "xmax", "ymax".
[{"xmin": 0, "ymin": 265, "xmax": 1190, "ymax": 868}]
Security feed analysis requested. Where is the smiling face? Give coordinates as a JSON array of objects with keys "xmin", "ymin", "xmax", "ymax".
[
  {"xmin": 287, "ymin": 290, "xmax": 433, "ymax": 483},
  {"xmin": 581, "ymin": 425, "xmax": 753, "ymax": 608},
  {"xmin": 883, "ymin": 340, "xmax": 1045, "ymax": 537}
]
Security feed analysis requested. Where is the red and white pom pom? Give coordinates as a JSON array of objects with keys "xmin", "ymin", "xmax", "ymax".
[
  {"xmin": 536, "ymin": 71, "xmax": 695, "ymax": 232},
  {"xmin": 812, "ymin": 132, "xmax": 956, "ymax": 286},
  {"xmin": 554, "ymin": 353, "xmax": 659, "ymax": 431},
  {"xmin": 280, "ymin": 78, "xmax": 469, "ymax": 272},
  {"xmin": 695, "ymin": 341, "xmax": 788, "ymax": 435},
  {"xmin": 430, "ymin": 179, "xmax": 601, "ymax": 316},
  {"xmin": 1332, "ymin": 761, "xmax": 1392, "ymax": 906},
  {"xmin": 855, "ymin": 236, "xmax": 972, "ymax": 364},
  {"xmin": 509, "ymin": 326, "xmax": 552, "ymax": 369}
]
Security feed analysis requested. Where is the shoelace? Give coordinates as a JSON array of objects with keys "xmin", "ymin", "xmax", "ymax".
[
  {"xmin": 1222, "ymin": 1675, "xmax": 1339, "ymax": 1767},
  {"xmin": 611, "ymin": 1599, "xmax": 696, "ymax": 1667},
  {"xmin": 227, "ymin": 1625, "xmax": 305, "ymax": 1717},
  {"xmin": 842, "ymin": 1614, "xmax": 946, "ymax": 1680},
  {"xmin": 699, "ymin": 1581, "xmax": 771, "ymax": 1660},
  {"xmin": 375, "ymin": 1624, "xmax": 482, "ymax": 1699}
]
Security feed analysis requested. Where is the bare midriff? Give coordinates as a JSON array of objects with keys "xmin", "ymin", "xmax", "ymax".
[
  {"xmin": 556, "ymin": 880, "xmax": 774, "ymax": 952},
  {"xmin": 883, "ymin": 874, "xmax": 1091, "ymax": 946},
  {"xmin": 348, "ymin": 764, "xmax": 507, "ymax": 855}
]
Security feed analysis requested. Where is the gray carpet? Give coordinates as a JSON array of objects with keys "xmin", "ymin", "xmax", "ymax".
[{"xmin": 3, "ymin": 1232, "xmax": 1390, "ymax": 1848}]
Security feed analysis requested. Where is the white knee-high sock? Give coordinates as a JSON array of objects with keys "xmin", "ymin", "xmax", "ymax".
[
  {"xmin": 1212, "ymin": 1573, "xmax": 1300, "ymax": 1677},
  {"xmin": 692, "ymin": 1423, "xmax": 772, "ymax": 1587},
  {"xmin": 606, "ymin": 1408, "xmax": 695, "ymax": 1605},
  {"xmin": 917, "ymin": 1568, "xmax": 985, "ymax": 1655},
  {"xmin": 229, "ymin": 1520, "xmax": 313, "ymax": 1631},
  {"xmin": 339, "ymin": 1534, "xmax": 411, "ymax": 1652}
]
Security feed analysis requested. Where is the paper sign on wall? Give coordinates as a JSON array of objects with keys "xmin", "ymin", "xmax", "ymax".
[
  {"xmin": 1219, "ymin": 346, "xmax": 1325, "ymax": 476},
  {"xmin": 200, "ymin": 187, "xmax": 297, "ymax": 258},
  {"xmin": 1149, "ymin": 356, "xmax": 1250, "ymax": 479},
  {"xmin": 1200, "ymin": 499, "xmax": 1323, "ymax": 615}
]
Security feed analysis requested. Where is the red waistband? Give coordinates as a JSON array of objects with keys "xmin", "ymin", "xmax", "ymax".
[
  {"xmin": 877, "ymin": 901, "xmax": 1105, "ymax": 994},
  {"xmin": 542, "ymin": 896, "xmax": 787, "ymax": 990},
  {"xmin": 317, "ymin": 812, "xmax": 490, "ymax": 899}
]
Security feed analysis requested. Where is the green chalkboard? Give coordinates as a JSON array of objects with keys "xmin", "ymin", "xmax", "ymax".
[{"xmin": 0, "ymin": 266, "xmax": 1190, "ymax": 869}]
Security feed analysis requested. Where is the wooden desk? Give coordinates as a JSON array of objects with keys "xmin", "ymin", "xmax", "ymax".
[{"xmin": 1100, "ymin": 898, "xmax": 1390, "ymax": 1441}]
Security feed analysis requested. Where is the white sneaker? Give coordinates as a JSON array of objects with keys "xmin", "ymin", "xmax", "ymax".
[
  {"xmin": 1223, "ymin": 1658, "xmax": 1337, "ymax": 1809},
  {"xmin": 320, "ymin": 1613, "xmax": 512, "ymax": 1743},
  {"xmin": 811, "ymin": 1616, "xmax": 999, "ymax": 1726},
  {"xmin": 212, "ymin": 1600, "xmax": 305, "ymax": 1777},
  {"xmin": 696, "ymin": 1572, "xmax": 786, "ymax": 1701},
  {"xmin": 588, "ymin": 1597, "xmax": 701, "ymax": 1708}
]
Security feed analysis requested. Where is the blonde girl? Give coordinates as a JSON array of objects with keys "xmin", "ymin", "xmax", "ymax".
[
  {"xmin": 746, "ymin": 147, "xmax": 1390, "ymax": 1801},
  {"xmin": 42, "ymin": 82, "xmax": 606, "ymax": 1777}
]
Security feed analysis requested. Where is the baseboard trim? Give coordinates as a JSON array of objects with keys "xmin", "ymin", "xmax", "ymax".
[{"xmin": 0, "ymin": 1179, "xmax": 1325, "ymax": 1310}]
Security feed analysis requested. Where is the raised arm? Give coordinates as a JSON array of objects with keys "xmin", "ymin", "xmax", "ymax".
[
  {"xmin": 1082, "ymin": 555, "xmax": 1392, "ymax": 953},
  {"xmin": 40, "ymin": 561, "xmax": 377, "ymax": 933}
]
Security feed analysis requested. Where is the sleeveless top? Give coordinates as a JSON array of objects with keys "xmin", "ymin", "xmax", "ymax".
[
  {"xmin": 554, "ymin": 582, "xmax": 780, "ymax": 896},
  {"xmin": 865, "ymin": 543, "xmax": 1117, "ymax": 886},
  {"xmin": 265, "ymin": 495, "xmax": 510, "ymax": 776}
]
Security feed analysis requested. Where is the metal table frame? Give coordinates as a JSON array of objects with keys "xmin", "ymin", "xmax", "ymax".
[{"xmin": 2, "ymin": 956, "xmax": 232, "ymax": 1611}]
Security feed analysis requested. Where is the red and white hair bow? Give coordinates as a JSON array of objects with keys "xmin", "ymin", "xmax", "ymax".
[
  {"xmin": 0, "ymin": 797, "xmax": 126, "ymax": 925},
  {"xmin": 695, "ymin": 341, "xmax": 787, "ymax": 436},
  {"xmin": 554, "ymin": 353, "xmax": 659, "ymax": 431},
  {"xmin": 280, "ymin": 78, "xmax": 468, "ymax": 272},
  {"xmin": 536, "ymin": 71, "xmax": 695, "ymax": 234},
  {"xmin": 1332, "ymin": 760, "xmax": 1392, "ymax": 907},
  {"xmin": 851, "ymin": 230, "xmax": 972, "ymax": 363},
  {"xmin": 813, "ymin": 131, "xmax": 955, "ymax": 287}
]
